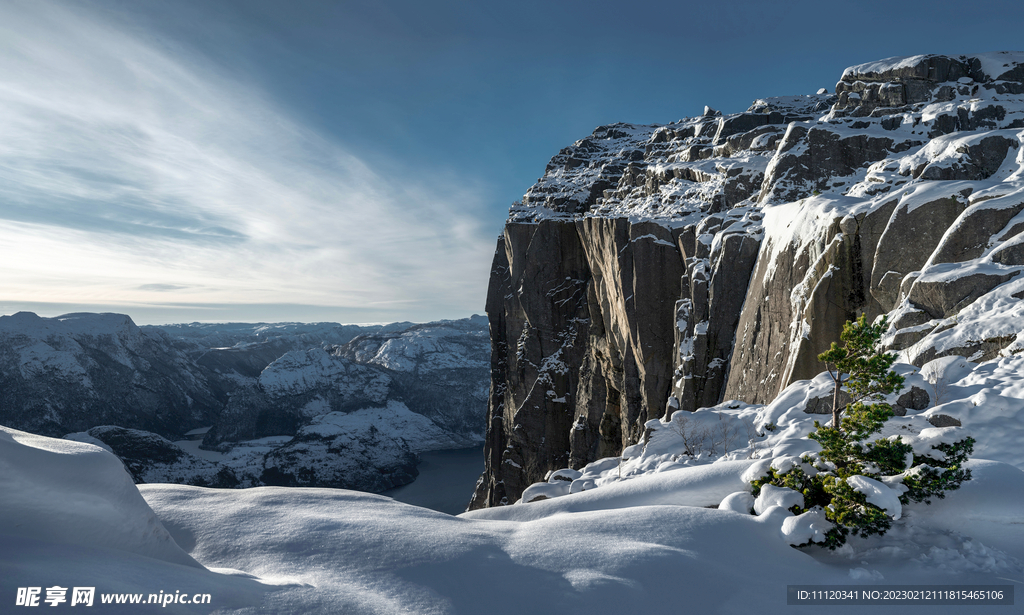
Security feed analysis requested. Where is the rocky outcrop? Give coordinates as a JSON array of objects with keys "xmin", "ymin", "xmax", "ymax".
[
  {"xmin": 474, "ymin": 52, "xmax": 1024, "ymax": 508},
  {"xmin": 672, "ymin": 211, "xmax": 761, "ymax": 414},
  {"xmin": 260, "ymin": 417, "xmax": 419, "ymax": 491}
]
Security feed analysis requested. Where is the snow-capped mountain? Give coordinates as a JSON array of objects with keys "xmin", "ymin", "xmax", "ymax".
[
  {"xmin": 0, "ymin": 312, "xmax": 221, "ymax": 438},
  {"xmin": 202, "ymin": 316, "xmax": 489, "ymax": 447},
  {"xmin": 0, "ymin": 312, "xmax": 489, "ymax": 492}
]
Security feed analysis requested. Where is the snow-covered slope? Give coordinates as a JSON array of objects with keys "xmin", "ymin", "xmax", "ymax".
[
  {"xmin": 509, "ymin": 352, "xmax": 1024, "ymax": 569},
  {"xmin": 1, "ymin": 423, "xmax": 1019, "ymax": 614},
  {"xmin": 0, "ymin": 425, "xmax": 198, "ymax": 567}
]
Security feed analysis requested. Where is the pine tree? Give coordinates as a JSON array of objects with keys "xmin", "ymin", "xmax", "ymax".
[
  {"xmin": 816, "ymin": 314, "xmax": 904, "ymax": 432},
  {"xmin": 749, "ymin": 315, "xmax": 974, "ymax": 549}
]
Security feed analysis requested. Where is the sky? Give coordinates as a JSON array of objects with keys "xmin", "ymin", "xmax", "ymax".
[{"xmin": 2, "ymin": 0, "xmax": 1024, "ymax": 325}]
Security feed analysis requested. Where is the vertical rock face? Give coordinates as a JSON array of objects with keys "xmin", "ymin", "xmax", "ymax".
[
  {"xmin": 473, "ymin": 52, "xmax": 1024, "ymax": 508},
  {"xmin": 475, "ymin": 221, "xmax": 591, "ymax": 506},
  {"xmin": 573, "ymin": 218, "xmax": 685, "ymax": 449}
]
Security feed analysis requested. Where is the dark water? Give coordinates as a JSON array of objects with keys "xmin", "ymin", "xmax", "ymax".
[{"xmin": 382, "ymin": 446, "xmax": 484, "ymax": 515}]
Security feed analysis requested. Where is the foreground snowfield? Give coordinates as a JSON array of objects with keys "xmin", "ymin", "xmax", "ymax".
[
  {"xmin": 2, "ymin": 422, "xmax": 1022, "ymax": 612},
  {"xmin": 3, "ymin": 356, "xmax": 1024, "ymax": 612}
]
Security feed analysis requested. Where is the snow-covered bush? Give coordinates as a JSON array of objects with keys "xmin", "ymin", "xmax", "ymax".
[{"xmin": 749, "ymin": 317, "xmax": 974, "ymax": 549}]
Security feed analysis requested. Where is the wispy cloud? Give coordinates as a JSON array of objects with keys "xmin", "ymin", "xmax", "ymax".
[{"xmin": 0, "ymin": 2, "xmax": 494, "ymax": 321}]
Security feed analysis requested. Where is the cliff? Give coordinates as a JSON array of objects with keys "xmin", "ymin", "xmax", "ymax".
[{"xmin": 470, "ymin": 52, "xmax": 1024, "ymax": 509}]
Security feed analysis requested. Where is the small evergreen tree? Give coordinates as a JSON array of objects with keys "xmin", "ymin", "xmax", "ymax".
[
  {"xmin": 817, "ymin": 314, "xmax": 905, "ymax": 432},
  {"xmin": 750, "ymin": 315, "xmax": 974, "ymax": 549}
]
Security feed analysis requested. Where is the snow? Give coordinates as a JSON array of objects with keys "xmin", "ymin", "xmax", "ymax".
[
  {"xmin": 847, "ymin": 475, "xmax": 903, "ymax": 520},
  {"xmin": 759, "ymin": 194, "xmax": 874, "ymax": 281},
  {"xmin": 520, "ymin": 481, "xmax": 571, "ymax": 502},
  {"xmin": 899, "ymin": 427, "xmax": 971, "ymax": 462},
  {"xmin": 781, "ymin": 508, "xmax": 831, "ymax": 546},
  {"xmin": 973, "ymin": 51, "xmax": 1024, "ymax": 81},
  {"xmin": 718, "ymin": 491, "xmax": 754, "ymax": 514},
  {"xmin": 753, "ymin": 484, "xmax": 804, "ymax": 515},
  {"xmin": 841, "ymin": 55, "xmax": 931, "ymax": 80},
  {"xmin": 3, "ymin": 420, "xmax": 1023, "ymax": 613},
  {"xmin": 345, "ymin": 322, "xmax": 490, "ymax": 373},
  {"xmin": 500, "ymin": 343, "xmax": 1024, "ymax": 604},
  {"xmin": 0, "ymin": 425, "xmax": 196, "ymax": 568},
  {"xmin": 472, "ymin": 460, "xmax": 756, "ymax": 522},
  {"xmin": 63, "ymin": 431, "xmax": 114, "ymax": 453},
  {"xmin": 138, "ymin": 485, "xmax": 837, "ymax": 614},
  {"xmin": 629, "ymin": 233, "xmax": 676, "ymax": 247}
]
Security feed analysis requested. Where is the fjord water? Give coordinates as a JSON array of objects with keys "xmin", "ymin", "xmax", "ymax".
[{"xmin": 382, "ymin": 446, "xmax": 484, "ymax": 515}]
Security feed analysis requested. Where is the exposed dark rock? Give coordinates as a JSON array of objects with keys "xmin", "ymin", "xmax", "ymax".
[
  {"xmin": 991, "ymin": 235, "xmax": 1024, "ymax": 265},
  {"xmin": 470, "ymin": 221, "xmax": 592, "ymax": 508},
  {"xmin": 871, "ymin": 195, "xmax": 968, "ymax": 311},
  {"xmin": 927, "ymin": 414, "xmax": 962, "ymax": 427},
  {"xmin": 804, "ymin": 390, "xmax": 852, "ymax": 415},
  {"xmin": 908, "ymin": 270, "xmax": 1021, "ymax": 319},
  {"xmin": 673, "ymin": 219, "xmax": 761, "ymax": 414},
  {"xmin": 889, "ymin": 325, "xmax": 935, "ymax": 351},
  {"xmin": 897, "ymin": 386, "xmax": 931, "ymax": 411},
  {"xmin": 928, "ymin": 198, "xmax": 1024, "ymax": 266},
  {"xmin": 916, "ymin": 135, "xmax": 1017, "ymax": 181},
  {"xmin": 760, "ymin": 126, "xmax": 899, "ymax": 204}
]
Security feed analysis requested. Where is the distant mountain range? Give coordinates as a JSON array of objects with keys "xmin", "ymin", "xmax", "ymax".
[{"xmin": 0, "ymin": 311, "xmax": 489, "ymax": 492}]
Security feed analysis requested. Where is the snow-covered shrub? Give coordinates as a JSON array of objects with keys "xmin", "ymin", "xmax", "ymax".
[{"xmin": 749, "ymin": 317, "xmax": 974, "ymax": 549}]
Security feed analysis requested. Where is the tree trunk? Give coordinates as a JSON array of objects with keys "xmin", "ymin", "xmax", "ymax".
[{"xmin": 831, "ymin": 382, "xmax": 842, "ymax": 431}]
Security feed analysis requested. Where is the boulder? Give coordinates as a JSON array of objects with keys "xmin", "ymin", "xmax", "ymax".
[
  {"xmin": 991, "ymin": 234, "xmax": 1024, "ymax": 266},
  {"xmin": 929, "ymin": 197, "xmax": 1024, "ymax": 265},
  {"xmin": 897, "ymin": 386, "xmax": 930, "ymax": 411},
  {"xmin": 916, "ymin": 135, "xmax": 1017, "ymax": 181},
  {"xmin": 804, "ymin": 389, "xmax": 852, "ymax": 415},
  {"xmin": 908, "ymin": 270, "xmax": 1021, "ymax": 319},
  {"xmin": 927, "ymin": 414, "xmax": 962, "ymax": 427}
]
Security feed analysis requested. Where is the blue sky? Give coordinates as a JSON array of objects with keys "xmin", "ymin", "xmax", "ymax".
[{"xmin": 2, "ymin": 0, "xmax": 1023, "ymax": 325}]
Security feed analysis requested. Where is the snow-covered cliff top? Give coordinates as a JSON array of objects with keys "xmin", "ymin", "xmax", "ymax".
[{"xmin": 508, "ymin": 52, "xmax": 1024, "ymax": 227}]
